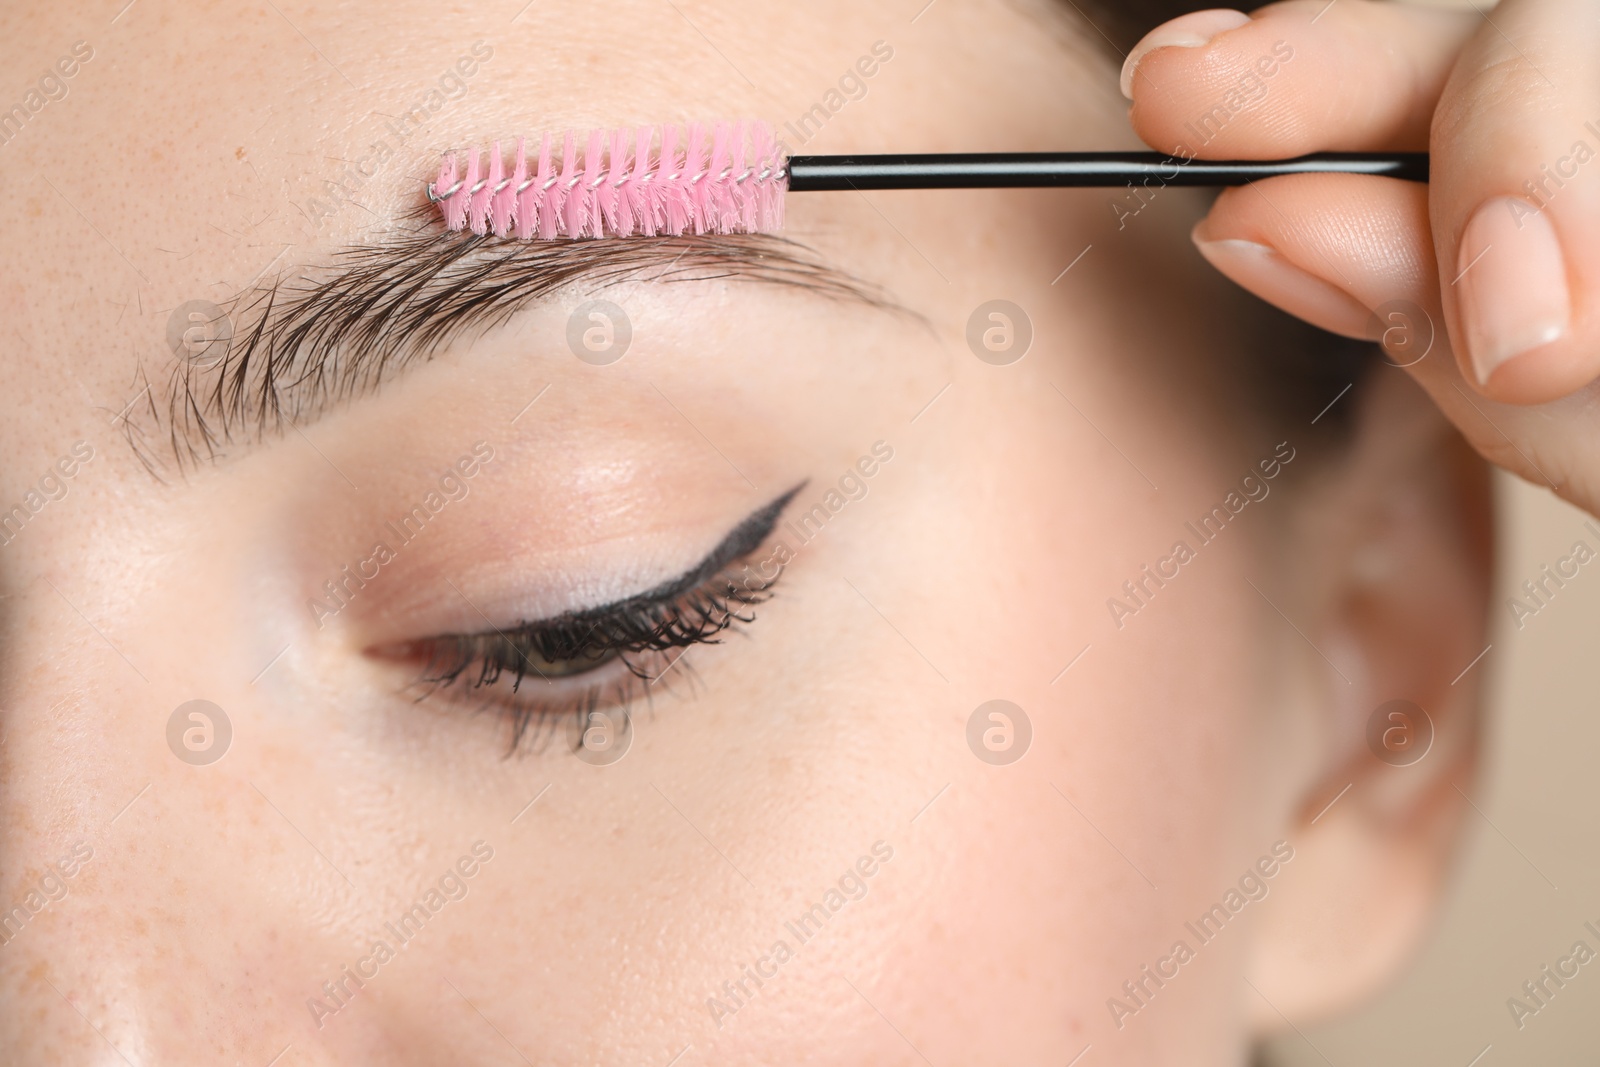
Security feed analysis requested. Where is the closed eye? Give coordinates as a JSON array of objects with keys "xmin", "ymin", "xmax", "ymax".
[{"xmin": 383, "ymin": 482, "xmax": 804, "ymax": 752}]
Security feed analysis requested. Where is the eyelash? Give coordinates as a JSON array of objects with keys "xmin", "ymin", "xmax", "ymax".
[{"xmin": 403, "ymin": 565, "xmax": 779, "ymax": 752}]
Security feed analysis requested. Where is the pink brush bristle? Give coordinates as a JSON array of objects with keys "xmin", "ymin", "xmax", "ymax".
[
  {"xmin": 436, "ymin": 153, "xmax": 465, "ymax": 231},
  {"xmin": 684, "ymin": 123, "xmax": 709, "ymax": 234},
  {"xmin": 431, "ymin": 121, "xmax": 788, "ymax": 239},
  {"xmin": 582, "ymin": 130, "xmax": 606, "ymax": 238},
  {"xmin": 489, "ymin": 140, "xmax": 516, "ymax": 237},
  {"xmin": 535, "ymin": 133, "xmax": 558, "ymax": 240},
  {"xmin": 560, "ymin": 132, "xmax": 584, "ymax": 238},
  {"xmin": 623, "ymin": 125, "xmax": 649, "ymax": 237},
  {"xmin": 597, "ymin": 128, "xmax": 625, "ymax": 235},
  {"xmin": 728, "ymin": 121, "xmax": 753, "ymax": 233},
  {"xmin": 477, "ymin": 147, "xmax": 502, "ymax": 235},
  {"xmin": 753, "ymin": 122, "xmax": 783, "ymax": 232},
  {"xmin": 466, "ymin": 150, "xmax": 492, "ymax": 235},
  {"xmin": 508, "ymin": 140, "xmax": 531, "ymax": 239},
  {"xmin": 705, "ymin": 123, "xmax": 731, "ymax": 232}
]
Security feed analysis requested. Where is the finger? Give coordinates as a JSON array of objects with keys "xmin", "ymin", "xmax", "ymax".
[
  {"xmin": 1191, "ymin": 174, "xmax": 1600, "ymax": 503},
  {"xmin": 1429, "ymin": 0, "xmax": 1600, "ymax": 404},
  {"xmin": 1123, "ymin": 0, "xmax": 1477, "ymax": 157},
  {"xmin": 1193, "ymin": 174, "xmax": 1444, "ymax": 349}
]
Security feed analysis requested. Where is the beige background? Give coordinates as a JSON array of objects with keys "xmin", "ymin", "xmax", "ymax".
[{"xmin": 1271, "ymin": 470, "xmax": 1600, "ymax": 1065}]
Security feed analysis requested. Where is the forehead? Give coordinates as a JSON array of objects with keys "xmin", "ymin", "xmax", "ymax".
[
  {"xmin": 0, "ymin": 1, "xmax": 1117, "ymax": 450},
  {"xmin": 6, "ymin": 1, "xmax": 1095, "ymax": 226}
]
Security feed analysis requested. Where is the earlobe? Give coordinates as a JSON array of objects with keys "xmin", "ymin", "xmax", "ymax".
[{"xmin": 1243, "ymin": 368, "xmax": 1492, "ymax": 1031}]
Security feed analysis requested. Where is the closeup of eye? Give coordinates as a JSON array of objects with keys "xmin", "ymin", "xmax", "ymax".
[{"xmin": 377, "ymin": 484, "xmax": 804, "ymax": 750}]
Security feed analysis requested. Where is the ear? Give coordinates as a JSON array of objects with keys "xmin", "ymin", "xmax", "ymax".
[{"xmin": 1245, "ymin": 366, "xmax": 1494, "ymax": 1030}]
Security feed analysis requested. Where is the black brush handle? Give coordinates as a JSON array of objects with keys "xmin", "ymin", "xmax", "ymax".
[{"xmin": 784, "ymin": 151, "xmax": 1428, "ymax": 190}]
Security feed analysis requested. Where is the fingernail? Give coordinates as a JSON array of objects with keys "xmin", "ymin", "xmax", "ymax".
[
  {"xmin": 1193, "ymin": 235, "xmax": 1374, "ymax": 338},
  {"xmin": 1120, "ymin": 9, "xmax": 1252, "ymax": 99},
  {"xmin": 1457, "ymin": 197, "xmax": 1570, "ymax": 386}
]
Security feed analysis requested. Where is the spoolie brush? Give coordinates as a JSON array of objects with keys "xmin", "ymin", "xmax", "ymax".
[
  {"xmin": 428, "ymin": 121, "xmax": 785, "ymax": 240},
  {"xmin": 427, "ymin": 120, "xmax": 1428, "ymax": 239}
]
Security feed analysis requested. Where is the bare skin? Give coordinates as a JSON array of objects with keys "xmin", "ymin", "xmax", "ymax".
[
  {"xmin": 1128, "ymin": 0, "xmax": 1600, "ymax": 512},
  {"xmin": 0, "ymin": 1, "xmax": 1495, "ymax": 1063}
]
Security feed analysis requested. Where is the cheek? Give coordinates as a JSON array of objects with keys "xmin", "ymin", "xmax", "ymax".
[{"xmin": 798, "ymin": 385, "xmax": 1279, "ymax": 1051}]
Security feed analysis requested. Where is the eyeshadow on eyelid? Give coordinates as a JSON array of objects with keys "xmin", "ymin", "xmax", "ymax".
[
  {"xmin": 541, "ymin": 481, "xmax": 808, "ymax": 624},
  {"xmin": 392, "ymin": 481, "xmax": 811, "ymax": 752},
  {"xmin": 364, "ymin": 481, "xmax": 808, "ymax": 645}
]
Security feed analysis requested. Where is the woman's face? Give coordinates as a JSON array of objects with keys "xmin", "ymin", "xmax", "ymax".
[{"xmin": 0, "ymin": 1, "xmax": 1489, "ymax": 1063}]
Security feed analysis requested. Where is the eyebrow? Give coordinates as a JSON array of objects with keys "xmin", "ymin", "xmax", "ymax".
[{"xmin": 125, "ymin": 228, "xmax": 897, "ymax": 477}]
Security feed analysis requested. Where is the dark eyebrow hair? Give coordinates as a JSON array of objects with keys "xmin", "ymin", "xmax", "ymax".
[{"xmin": 123, "ymin": 229, "xmax": 898, "ymax": 477}]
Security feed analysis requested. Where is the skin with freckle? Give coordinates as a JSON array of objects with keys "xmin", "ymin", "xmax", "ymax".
[{"xmin": 0, "ymin": 1, "xmax": 1491, "ymax": 1064}]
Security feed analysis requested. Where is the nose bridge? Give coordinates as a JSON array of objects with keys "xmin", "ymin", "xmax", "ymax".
[
  {"xmin": 0, "ymin": 711, "xmax": 156, "ymax": 1063},
  {"xmin": 0, "ymin": 479, "xmax": 524, "ymax": 1064},
  {"xmin": 0, "ymin": 593, "xmax": 127, "ymax": 1056},
  {"xmin": 0, "ymin": 753, "xmax": 141, "ymax": 1063},
  {"xmin": 0, "ymin": 768, "xmax": 320, "ymax": 1066},
  {"xmin": 0, "ymin": 682, "xmax": 459, "ymax": 1067},
  {"xmin": 0, "ymin": 649, "xmax": 267, "ymax": 1064}
]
